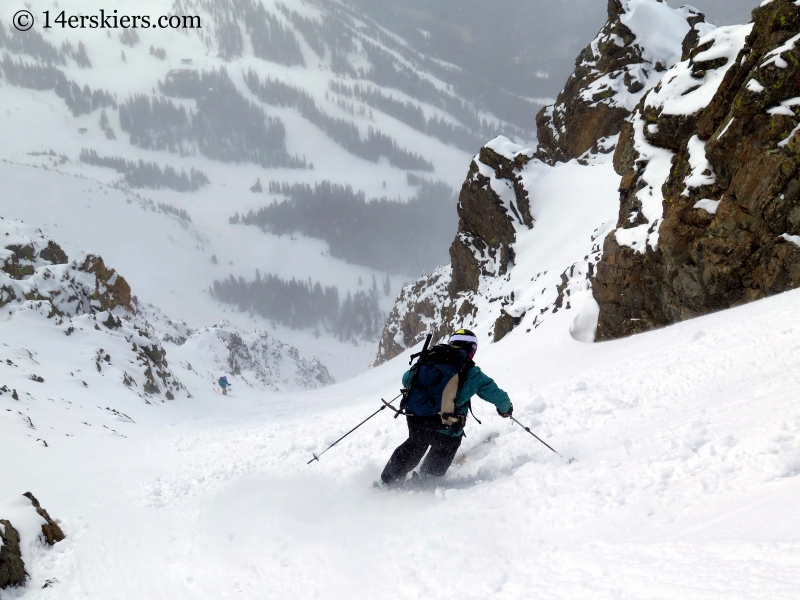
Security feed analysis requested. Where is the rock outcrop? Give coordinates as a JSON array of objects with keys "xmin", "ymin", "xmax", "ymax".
[
  {"xmin": 0, "ymin": 217, "xmax": 186, "ymax": 399},
  {"xmin": 374, "ymin": 138, "xmax": 535, "ymax": 364},
  {"xmin": 0, "ymin": 520, "xmax": 25, "ymax": 589},
  {"xmin": 22, "ymin": 493, "xmax": 65, "ymax": 547},
  {"xmin": 594, "ymin": 0, "xmax": 800, "ymax": 340},
  {"xmin": 374, "ymin": 266, "xmax": 453, "ymax": 363},
  {"xmin": 536, "ymin": 0, "xmax": 710, "ymax": 164},
  {"xmin": 0, "ymin": 493, "xmax": 65, "ymax": 590}
]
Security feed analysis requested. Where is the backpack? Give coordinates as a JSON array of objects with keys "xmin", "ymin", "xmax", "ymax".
[
  {"xmin": 219, "ymin": 377, "xmax": 227, "ymax": 387},
  {"xmin": 401, "ymin": 344, "xmax": 473, "ymax": 429}
]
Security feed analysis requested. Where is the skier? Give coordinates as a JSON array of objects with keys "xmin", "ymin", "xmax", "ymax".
[
  {"xmin": 218, "ymin": 375, "xmax": 230, "ymax": 396},
  {"xmin": 379, "ymin": 329, "xmax": 513, "ymax": 487}
]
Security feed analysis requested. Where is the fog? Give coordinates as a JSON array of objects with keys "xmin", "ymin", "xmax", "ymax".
[{"xmin": 348, "ymin": 0, "xmax": 760, "ymax": 99}]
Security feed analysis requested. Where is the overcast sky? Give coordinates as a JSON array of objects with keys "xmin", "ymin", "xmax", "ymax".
[
  {"xmin": 350, "ymin": 0, "xmax": 762, "ymax": 98},
  {"xmin": 683, "ymin": 0, "xmax": 756, "ymax": 24}
]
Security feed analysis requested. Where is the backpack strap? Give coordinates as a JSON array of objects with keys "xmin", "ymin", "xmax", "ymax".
[{"xmin": 467, "ymin": 400, "xmax": 482, "ymax": 425}]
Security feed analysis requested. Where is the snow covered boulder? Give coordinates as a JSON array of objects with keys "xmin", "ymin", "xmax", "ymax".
[
  {"xmin": 536, "ymin": 0, "xmax": 709, "ymax": 164},
  {"xmin": 22, "ymin": 493, "xmax": 65, "ymax": 547},
  {"xmin": 595, "ymin": 0, "xmax": 800, "ymax": 340},
  {"xmin": 0, "ymin": 493, "xmax": 64, "ymax": 590}
]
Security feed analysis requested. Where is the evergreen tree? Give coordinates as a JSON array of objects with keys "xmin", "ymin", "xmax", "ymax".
[
  {"xmin": 211, "ymin": 271, "xmax": 383, "ymax": 340},
  {"xmin": 236, "ymin": 179, "xmax": 456, "ymax": 275},
  {"xmin": 79, "ymin": 149, "xmax": 209, "ymax": 192}
]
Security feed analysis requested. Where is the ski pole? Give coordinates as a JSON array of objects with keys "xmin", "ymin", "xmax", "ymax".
[
  {"xmin": 307, "ymin": 393, "xmax": 402, "ymax": 465},
  {"xmin": 509, "ymin": 415, "xmax": 574, "ymax": 463}
]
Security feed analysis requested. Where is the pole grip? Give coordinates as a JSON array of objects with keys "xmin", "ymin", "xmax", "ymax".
[{"xmin": 421, "ymin": 333, "xmax": 432, "ymax": 355}]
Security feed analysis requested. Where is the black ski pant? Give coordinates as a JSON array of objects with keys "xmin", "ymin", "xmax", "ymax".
[{"xmin": 380, "ymin": 419, "xmax": 462, "ymax": 484}]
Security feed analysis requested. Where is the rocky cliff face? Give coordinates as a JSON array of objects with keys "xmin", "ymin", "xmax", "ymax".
[
  {"xmin": 375, "ymin": 0, "xmax": 800, "ymax": 362},
  {"xmin": 536, "ymin": 0, "xmax": 711, "ymax": 164},
  {"xmin": 374, "ymin": 0, "xmax": 706, "ymax": 364},
  {"xmin": 374, "ymin": 136, "xmax": 618, "ymax": 365},
  {"xmin": 594, "ymin": 0, "xmax": 800, "ymax": 340},
  {"xmin": 374, "ymin": 138, "xmax": 536, "ymax": 364}
]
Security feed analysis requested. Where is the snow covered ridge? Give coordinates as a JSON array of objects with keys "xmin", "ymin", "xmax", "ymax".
[
  {"xmin": 0, "ymin": 217, "xmax": 332, "ymax": 406},
  {"xmin": 375, "ymin": 136, "xmax": 621, "ymax": 364},
  {"xmin": 175, "ymin": 322, "xmax": 334, "ymax": 392},
  {"xmin": 594, "ymin": 0, "xmax": 800, "ymax": 341},
  {"xmin": 0, "ymin": 217, "xmax": 186, "ymax": 400},
  {"xmin": 536, "ymin": 0, "xmax": 711, "ymax": 164}
]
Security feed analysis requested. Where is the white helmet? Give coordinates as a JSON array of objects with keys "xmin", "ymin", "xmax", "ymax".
[{"xmin": 448, "ymin": 329, "xmax": 478, "ymax": 358}]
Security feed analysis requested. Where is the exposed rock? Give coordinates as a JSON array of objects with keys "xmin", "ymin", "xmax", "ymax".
[
  {"xmin": 38, "ymin": 241, "xmax": 68, "ymax": 266},
  {"xmin": 0, "ymin": 217, "xmax": 187, "ymax": 399},
  {"xmin": 0, "ymin": 520, "xmax": 25, "ymax": 589},
  {"xmin": 536, "ymin": 0, "xmax": 709, "ymax": 164},
  {"xmin": 79, "ymin": 255, "xmax": 133, "ymax": 313},
  {"xmin": 2, "ymin": 233, "xmax": 69, "ymax": 283},
  {"xmin": 22, "ymin": 493, "xmax": 65, "ymax": 546},
  {"xmin": 493, "ymin": 308, "xmax": 524, "ymax": 343},
  {"xmin": 374, "ymin": 267, "xmax": 453, "ymax": 363},
  {"xmin": 451, "ymin": 143, "xmax": 534, "ymax": 296},
  {"xmin": 182, "ymin": 322, "xmax": 334, "ymax": 391},
  {"xmin": 594, "ymin": 0, "xmax": 800, "ymax": 340},
  {"xmin": 374, "ymin": 138, "xmax": 535, "ymax": 364}
]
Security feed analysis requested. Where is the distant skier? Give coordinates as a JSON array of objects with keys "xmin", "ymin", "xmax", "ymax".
[
  {"xmin": 379, "ymin": 329, "xmax": 512, "ymax": 487},
  {"xmin": 218, "ymin": 375, "xmax": 230, "ymax": 396}
]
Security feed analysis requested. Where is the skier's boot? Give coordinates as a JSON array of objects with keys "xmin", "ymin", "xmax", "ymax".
[
  {"xmin": 373, "ymin": 477, "xmax": 401, "ymax": 490},
  {"xmin": 407, "ymin": 471, "xmax": 438, "ymax": 490}
]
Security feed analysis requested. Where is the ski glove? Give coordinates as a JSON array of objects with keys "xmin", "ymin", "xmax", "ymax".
[{"xmin": 497, "ymin": 404, "xmax": 513, "ymax": 418}]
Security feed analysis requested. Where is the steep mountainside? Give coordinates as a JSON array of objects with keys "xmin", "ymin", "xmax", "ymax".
[
  {"xmin": 594, "ymin": 0, "xmax": 800, "ymax": 339},
  {"xmin": 378, "ymin": 0, "xmax": 800, "ymax": 361},
  {"xmin": 0, "ymin": 217, "xmax": 187, "ymax": 400},
  {"xmin": 374, "ymin": 137, "xmax": 620, "ymax": 364},
  {"xmin": 375, "ymin": 0, "xmax": 703, "ymax": 363},
  {"xmin": 0, "ymin": 0, "xmax": 546, "ymax": 375},
  {"xmin": 536, "ymin": 0, "xmax": 713, "ymax": 164},
  {"xmin": 0, "ymin": 216, "xmax": 332, "ymax": 446}
]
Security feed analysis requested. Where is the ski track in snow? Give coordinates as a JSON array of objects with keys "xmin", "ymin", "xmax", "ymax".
[{"xmin": 4, "ymin": 284, "xmax": 800, "ymax": 599}]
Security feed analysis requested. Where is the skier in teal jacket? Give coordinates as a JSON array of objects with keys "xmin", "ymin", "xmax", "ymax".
[{"xmin": 380, "ymin": 329, "xmax": 512, "ymax": 486}]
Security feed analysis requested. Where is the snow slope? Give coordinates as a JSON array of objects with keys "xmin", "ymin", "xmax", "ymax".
[
  {"xmin": 0, "ymin": 0, "xmax": 540, "ymax": 377},
  {"xmin": 2, "ymin": 143, "xmax": 800, "ymax": 597},
  {"xmin": 375, "ymin": 136, "xmax": 621, "ymax": 362},
  {"xmin": 3, "ymin": 3, "xmax": 800, "ymax": 597},
  {"xmin": 3, "ymin": 266, "xmax": 800, "ymax": 599}
]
